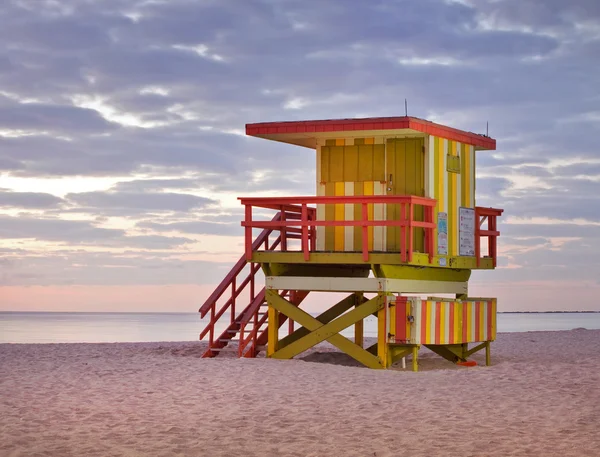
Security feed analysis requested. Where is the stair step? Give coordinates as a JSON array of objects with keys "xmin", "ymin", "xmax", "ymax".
[{"xmin": 210, "ymin": 347, "xmax": 237, "ymax": 352}]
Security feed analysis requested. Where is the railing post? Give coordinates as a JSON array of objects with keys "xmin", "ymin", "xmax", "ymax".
[
  {"xmin": 428, "ymin": 205, "xmax": 435, "ymax": 263},
  {"xmin": 231, "ymin": 277, "xmax": 236, "ymax": 324},
  {"xmin": 250, "ymin": 263, "xmax": 255, "ymax": 301},
  {"xmin": 239, "ymin": 323, "xmax": 245, "ymax": 357},
  {"xmin": 301, "ymin": 203, "xmax": 309, "ymax": 261},
  {"xmin": 408, "ymin": 202, "xmax": 414, "ymax": 262},
  {"xmin": 280, "ymin": 207, "xmax": 287, "ymax": 252},
  {"xmin": 209, "ymin": 305, "xmax": 215, "ymax": 347},
  {"xmin": 490, "ymin": 214, "xmax": 498, "ymax": 267},
  {"xmin": 475, "ymin": 209, "xmax": 481, "ymax": 267},
  {"xmin": 362, "ymin": 203, "xmax": 369, "ymax": 262},
  {"xmin": 244, "ymin": 204, "xmax": 253, "ymax": 261},
  {"xmin": 252, "ymin": 307, "xmax": 259, "ymax": 355},
  {"xmin": 309, "ymin": 211, "xmax": 316, "ymax": 252},
  {"xmin": 400, "ymin": 202, "xmax": 406, "ymax": 262}
]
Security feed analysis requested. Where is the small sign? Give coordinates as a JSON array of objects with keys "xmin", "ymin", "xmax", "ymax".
[
  {"xmin": 437, "ymin": 212, "xmax": 448, "ymax": 255},
  {"xmin": 439, "ymin": 258, "xmax": 447, "ymax": 267},
  {"xmin": 459, "ymin": 207, "xmax": 475, "ymax": 256},
  {"xmin": 447, "ymin": 154, "xmax": 461, "ymax": 173}
]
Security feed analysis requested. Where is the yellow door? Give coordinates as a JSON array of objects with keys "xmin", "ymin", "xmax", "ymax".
[
  {"xmin": 386, "ymin": 138, "xmax": 425, "ymax": 252},
  {"xmin": 320, "ymin": 140, "xmax": 385, "ymax": 251}
]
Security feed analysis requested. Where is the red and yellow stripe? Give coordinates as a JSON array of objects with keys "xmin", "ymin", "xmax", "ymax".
[{"xmin": 402, "ymin": 299, "xmax": 496, "ymax": 344}]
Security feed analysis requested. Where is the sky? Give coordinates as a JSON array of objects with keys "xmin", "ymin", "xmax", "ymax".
[{"xmin": 1, "ymin": 0, "xmax": 599, "ymax": 313}]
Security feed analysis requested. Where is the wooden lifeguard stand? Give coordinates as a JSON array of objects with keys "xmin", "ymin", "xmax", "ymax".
[{"xmin": 199, "ymin": 116, "xmax": 503, "ymax": 371}]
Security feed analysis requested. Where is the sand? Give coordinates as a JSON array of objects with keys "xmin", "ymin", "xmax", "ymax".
[{"xmin": 1, "ymin": 330, "xmax": 600, "ymax": 457}]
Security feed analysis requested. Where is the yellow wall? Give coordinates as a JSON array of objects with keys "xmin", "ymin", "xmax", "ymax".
[
  {"xmin": 316, "ymin": 134, "xmax": 477, "ymax": 257},
  {"xmin": 317, "ymin": 137, "xmax": 386, "ymax": 251},
  {"xmin": 428, "ymin": 135, "xmax": 476, "ymax": 259}
]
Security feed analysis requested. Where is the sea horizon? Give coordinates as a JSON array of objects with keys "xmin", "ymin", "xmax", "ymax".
[
  {"xmin": 2, "ymin": 310, "xmax": 600, "ymax": 344},
  {"xmin": 2, "ymin": 310, "xmax": 600, "ymax": 314}
]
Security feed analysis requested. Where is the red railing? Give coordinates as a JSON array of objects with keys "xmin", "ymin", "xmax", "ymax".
[
  {"xmin": 240, "ymin": 195, "xmax": 437, "ymax": 263},
  {"xmin": 475, "ymin": 207, "xmax": 504, "ymax": 268}
]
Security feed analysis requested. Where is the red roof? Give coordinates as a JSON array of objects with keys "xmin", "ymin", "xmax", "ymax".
[{"xmin": 246, "ymin": 116, "xmax": 495, "ymax": 150}]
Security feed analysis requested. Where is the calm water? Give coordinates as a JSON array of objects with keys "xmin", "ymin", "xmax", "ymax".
[{"xmin": 1, "ymin": 312, "xmax": 599, "ymax": 344}]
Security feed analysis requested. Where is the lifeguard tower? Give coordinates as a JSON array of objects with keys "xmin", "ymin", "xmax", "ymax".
[{"xmin": 199, "ymin": 116, "xmax": 503, "ymax": 371}]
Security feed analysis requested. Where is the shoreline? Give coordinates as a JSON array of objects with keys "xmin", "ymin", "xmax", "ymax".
[{"xmin": 0, "ymin": 327, "xmax": 595, "ymax": 346}]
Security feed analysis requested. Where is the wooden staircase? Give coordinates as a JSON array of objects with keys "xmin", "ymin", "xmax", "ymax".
[{"xmin": 198, "ymin": 212, "xmax": 309, "ymax": 358}]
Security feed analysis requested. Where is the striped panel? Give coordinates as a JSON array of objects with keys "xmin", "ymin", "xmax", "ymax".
[
  {"xmin": 412, "ymin": 300, "xmax": 421, "ymax": 344},
  {"xmin": 421, "ymin": 302, "xmax": 428, "ymax": 344},
  {"xmin": 435, "ymin": 301, "xmax": 442, "ymax": 344},
  {"xmin": 373, "ymin": 183, "xmax": 385, "ymax": 251},
  {"xmin": 344, "ymin": 182, "xmax": 354, "ymax": 251},
  {"xmin": 440, "ymin": 138, "xmax": 450, "ymax": 213},
  {"xmin": 316, "ymin": 182, "xmax": 326, "ymax": 251},
  {"xmin": 470, "ymin": 301, "xmax": 476, "ymax": 342},
  {"xmin": 443, "ymin": 302, "xmax": 449, "ymax": 344},
  {"xmin": 461, "ymin": 143, "xmax": 469, "ymax": 207},
  {"xmin": 353, "ymin": 181, "xmax": 363, "ymax": 251},
  {"xmin": 470, "ymin": 145, "xmax": 476, "ymax": 207},
  {"xmin": 364, "ymin": 181, "xmax": 375, "ymax": 251},
  {"xmin": 449, "ymin": 141, "xmax": 457, "ymax": 256},
  {"xmin": 427, "ymin": 135, "xmax": 435, "ymax": 198},
  {"xmin": 334, "ymin": 182, "xmax": 345, "ymax": 251},
  {"xmin": 394, "ymin": 298, "xmax": 408, "ymax": 343},
  {"xmin": 316, "ymin": 144, "xmax": 325, "ymax": 250},
  {"xmin": 453, "ymin": 303, "xmax": 460, "ymax": 344},
  {"xmin": 324, "ymin": 182, "xmax": 335, "ymax": 250},
  {"xmin": 410, "ymin": 299, "xmax": 497, "ymax": 344},
  {"xmin": 483, "ymin": 301, "xmax": 489, "ymax": 341}
]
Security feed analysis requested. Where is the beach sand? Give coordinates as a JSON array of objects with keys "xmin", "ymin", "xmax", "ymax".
[{"xmin": 1, "ymin": 330, "xmax": 600, "ymax": 457}]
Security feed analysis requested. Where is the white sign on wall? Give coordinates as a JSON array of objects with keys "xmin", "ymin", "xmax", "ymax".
[
  {"xmin": 459, "ymin": 207, "xmax": 475, "ymax": 256},
  {"xmin": 437, "ymin": 212, "xmax": 448, "ymax": 255}
]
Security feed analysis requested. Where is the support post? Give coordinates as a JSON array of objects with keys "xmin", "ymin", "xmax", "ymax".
[
  {"xmin": 355, "ymin": 292, "xmax": 364, "ymax": 348},
  {"xmin": 486, "ymin": 341, "xmax": 491, "ymax": 366},
  {"xmin": 412, "ymin": 346, "xmax": 419, "ymax": 372},
  {"xmin": 377, "ymin": 294, "xmax": 389, "ymax": 368},
  {"xmin": 267, "ymin": 304, "xmax": 279, "ymax": 357},
  {"xmin": 355, "ymin": 319, "xmax": 364, "ymax": 348}
]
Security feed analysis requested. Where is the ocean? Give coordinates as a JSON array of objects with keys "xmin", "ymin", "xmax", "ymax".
[{"xmin": 1, "ymin": 311, "xmax": 600, "ymax": 344}]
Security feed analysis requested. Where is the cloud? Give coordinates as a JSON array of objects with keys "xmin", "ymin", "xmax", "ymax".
[
  {"xmin": 0, "ymin": 214, "xmax": 194, "ymax": 249},
  {"xmin": 137, "ymin": 220, "xmax": 241, "ymax": 237},
  {"xmin": 0, "ymin": 189, "xmax": 64, "ymax": 209},
  {"xmin": 65, "ymin": 189, "xmax": 218, "ymax": 214},
  {"xmin": 0, "ymin": 249, "xmax": 235, "ymax": 286},
  {"xmin": 0, "ymin": 0, "xmax": 599, "ymax": 308}
]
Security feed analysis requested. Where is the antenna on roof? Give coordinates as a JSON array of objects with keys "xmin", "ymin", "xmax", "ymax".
[
  {"xmin": 405, "ymin": 99, "xmax": 408, "ymax": 117},
  {"xmin": 486, "ymin": 121, "xmax": 489, "ymax": 137}
]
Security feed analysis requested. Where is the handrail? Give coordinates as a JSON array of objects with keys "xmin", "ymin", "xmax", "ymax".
[
  {"xmin": 198, "ymin": 212, "xmax": 282, "ymax": 318},
  {"xmin": 475, "ymin": 206, "xmax": 504, "ymax": 267},
  {"xmin": 240, "ymin": 195, "xmax": 437, "ymax": 263},
  {"xmin": 199, "ymin": 213, "xmax": 288, "ymax": 350}
]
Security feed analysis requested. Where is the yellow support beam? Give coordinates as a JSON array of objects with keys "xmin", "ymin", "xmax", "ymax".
[
  {"xmin": 377, "ymin": 298, "xmax": 389, "ymax": 368},
  {"xmin": 266, "ymin": 290, "xmax": 385, "ymax": 369},
  {"xmin": 355, "ymin": 292, "xmax": 364, "ymax": 348},
  {"xmin": 278, "ymin": 293, "xmax": 359, "ymax": 349},
  {"xmin": 267, "ymin": 306, "xmax": 279, "ymax": 357},
  {"xmin": 253, "ymin": 252, "xmax": 495, "ymax": 269}
]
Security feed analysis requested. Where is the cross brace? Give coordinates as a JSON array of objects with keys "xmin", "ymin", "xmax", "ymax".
[{"xmin": 266, "ymin": 290, "xmax": 386, "ymax": 369}]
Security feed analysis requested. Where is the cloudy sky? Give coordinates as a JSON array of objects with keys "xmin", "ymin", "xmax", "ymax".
[{"xmin": 1, "ymin": 0, "xmax": 599, "ymax": 313}]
